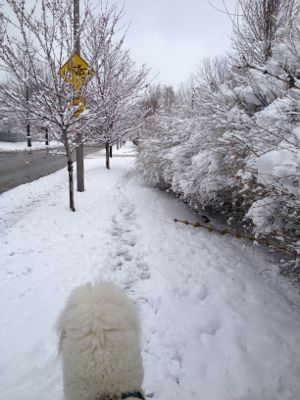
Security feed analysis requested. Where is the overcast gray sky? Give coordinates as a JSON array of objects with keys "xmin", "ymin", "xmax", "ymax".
[
  {"xmin": 114, "ymin": 0, "xmax": 237, "ymax": 86},
  {"xmin": 2, "ymin": 0, "xmax": 237, "ymax": 87}
]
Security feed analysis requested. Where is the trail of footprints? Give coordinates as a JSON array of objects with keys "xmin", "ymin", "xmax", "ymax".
[
  {"xmin": 110, "ymin": 184, "xmax": 150, "ymax": 283},
  {"xmin": 108, "ymin": 182, "xmax": 250, "ymax": 398},
  {"xmin": 109, "ymin": 182, "xmax": 232, "ymax": 396}
]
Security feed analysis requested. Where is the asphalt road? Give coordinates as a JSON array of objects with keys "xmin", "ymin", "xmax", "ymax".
[{"xmin": 0, "ymin": 146, "xmax": 101, "ymax": 194}]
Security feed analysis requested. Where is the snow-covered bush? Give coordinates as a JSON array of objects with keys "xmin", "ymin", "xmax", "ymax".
[
  {"xmin": 137, "ymin": 90, "xmax": 191, "ymax": 190},
  {"xmin": 240, "ymin": 9, "xmax": 300, "ymax": 257}
]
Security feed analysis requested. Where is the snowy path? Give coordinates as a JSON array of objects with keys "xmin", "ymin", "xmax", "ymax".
[{"xmin": 0, "ymin": 144, "xmax": 300, "ymax": 400}]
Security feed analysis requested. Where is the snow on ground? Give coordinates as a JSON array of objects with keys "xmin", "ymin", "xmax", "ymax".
[
  {"xmin": 0, "ymin": 141, "xmax": 61, "ymax": 152},
  {"xmin": 0, "ymin": 143, "xmax": 300, "ymax": 400}
]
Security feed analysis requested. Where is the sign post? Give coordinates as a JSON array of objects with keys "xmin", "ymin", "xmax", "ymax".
[
  {"xmin": 59, "ymin": 2, "xmax": 94, "ymax": 192},
  {"xmin": 73, "ymin": 0, "xmax": 84, "ymax": 192}
]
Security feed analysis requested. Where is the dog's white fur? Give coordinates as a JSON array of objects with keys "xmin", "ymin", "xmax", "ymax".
[{"xmin": 56, "ymin": 282, "xmax": 144, "ymax": 400}]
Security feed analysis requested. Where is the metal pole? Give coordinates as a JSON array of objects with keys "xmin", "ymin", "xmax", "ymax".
[{"xmin": 74, "ymin": 0, "xmax": 84, "ymax": 192}]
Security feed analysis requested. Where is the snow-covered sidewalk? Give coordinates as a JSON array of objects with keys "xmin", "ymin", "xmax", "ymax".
[
  {"xmin": 0, "ymin": 144, "xmax": 299, "ymax": 400},
  {"xmin": 0, "ymin": 141, "xmax": 61, "ymax": 152}
]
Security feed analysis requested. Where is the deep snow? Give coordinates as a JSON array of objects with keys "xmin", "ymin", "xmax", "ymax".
[{"xmin": 0, "ymin": 144, "xmax": 300, "ymax": 400}]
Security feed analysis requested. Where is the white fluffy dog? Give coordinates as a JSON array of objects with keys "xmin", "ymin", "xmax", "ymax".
[{"xmin": 56, "ymin": 282, "xmax": 144, "ymax": 400}]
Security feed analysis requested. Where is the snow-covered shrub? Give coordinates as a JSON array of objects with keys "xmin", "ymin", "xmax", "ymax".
[
  {"xmin": 241, "ymin": 12, "xmax": 300, "ymax": 257},
  {"xmin": 137, "ymin": 113, "xmax": 191, "ymax": 190},
  {"xmin": 137, "ymin": 1, "xmax": 300, "ymax": 263},
  {"xmin": 244, "ymin": 101, "xmax": 300, "ymax": 256},
  {"xmin": 137, "ymin": 76, "xmax": 255, "ymax": 217}
]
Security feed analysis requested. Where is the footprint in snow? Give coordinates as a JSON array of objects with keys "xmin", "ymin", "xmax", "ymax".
[
  {"xmin": 198, "ymin": 319, "xmax": 221, "ymax": 338},
  {"xmin": 121, "ymin": 234, "xmax": 137, "ymax": 247},
  {"xmin": 169, "ymin": 351, "xmax": 183, "ymax": 385},
  {"xmin": 113, "ymin": 260, "xmax": 123, "ymax": 271},
  {"xmin": 116, "ymin": 248, "xmax": 129, "ymax": 257},
  {"xmin": 137, "ymin": 262, "xmax": 151, "ymax": 280},
  {"xmin": 124, "ymin": 211, "xmax": 134, "ymax": 221},
  {"xmin": 124, "ymin": 254, "xmax": 133, "ymax": 262},
  {"xmin": 113, "ymin": 247, "xmax": 133, "ymax": 262},
  {"xmin": 111, "ymin": 229, "xmax": 120, "ymax": 238}
]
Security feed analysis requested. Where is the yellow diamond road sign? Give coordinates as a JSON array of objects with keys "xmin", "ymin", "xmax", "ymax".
[{"xmin": 59, "ymin": 53, "xmax": 94, "ymax": 90}]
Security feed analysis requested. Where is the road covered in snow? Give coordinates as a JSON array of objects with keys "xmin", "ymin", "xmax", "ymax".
[{"xmin": 0, "ymin": 144, "xmax": 299, "ymax": 400}]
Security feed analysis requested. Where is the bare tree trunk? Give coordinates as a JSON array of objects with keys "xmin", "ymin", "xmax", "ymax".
[
  {"xmin": 26, "ymin": 83, "xmax": 32, "ymax": 148},
  {"xmin": 26, "ymin": 121, "xmax": 32, "ymax": 147},
  {"xmin": 67, "ymin": 157, "xmax": 76, "ymax": 211},
  {"xmin": 109, "ymin": 145, "xmax": 112, "ymax": 158},
  {"xmin": 116, "ymin": 137, "xmax": 119, "ymax": 150},
  {"xmin": 105, "ymin": 141, "xmax": 110, "ymax": 169},
  {"xmin": 64, "ymin": 134, "xmax": 76, "ymax": 211},
  {"xmin": 45, "ymin": 126, "xmax": 49, "ymax": 146}
]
